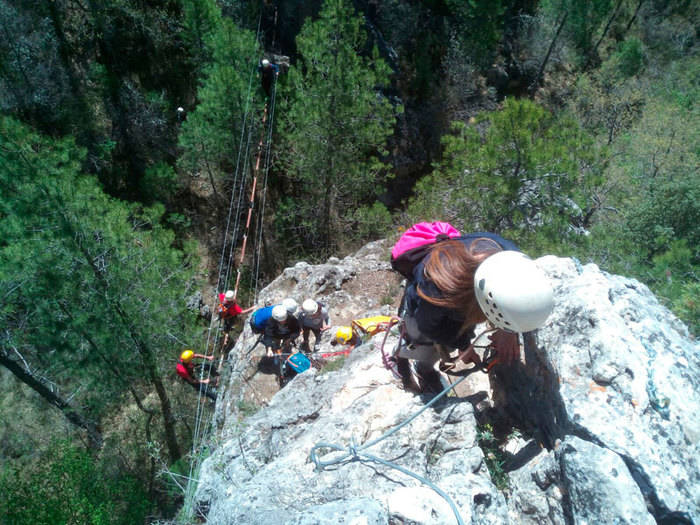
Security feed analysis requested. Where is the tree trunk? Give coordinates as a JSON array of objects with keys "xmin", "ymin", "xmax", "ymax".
[
  {"xmin": 50, "ymin": 191, "xmax": 183, "ymax": 463},
  {"xmin": 0, "ymin": 350, "xmax": 103, "ymax": 450},
  {"xmin": 530, "ymin": 12, "xmax": 568, "ymax": 94},
  {"xmin": 588, "ymin": 0, "xmax": 625, "ymax": 68},
  {"xmin": 624, "ymin": 0, "xmax": 645, "ymax": 34}
]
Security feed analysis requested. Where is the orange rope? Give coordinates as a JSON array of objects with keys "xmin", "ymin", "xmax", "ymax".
[{"xmin": 233, "ymin": 105, "xmax": 268, "ymax": 300}]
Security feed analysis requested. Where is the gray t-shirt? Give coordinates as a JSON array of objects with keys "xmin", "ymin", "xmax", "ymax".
[{"xmin": 300, "ymin": 305, "xmax": 330, "ymax": 329}]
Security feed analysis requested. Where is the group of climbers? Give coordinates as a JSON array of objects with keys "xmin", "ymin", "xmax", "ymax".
[
  {"xmin": 174, "ymin": 223, "xmax": 554, "ymax": 400},
  {"xmin": 175, "ymin": 63, "xmax": 555, "ymax": 402},
  {"xmin": 175, "ymin": 294, "xmax": 334, "ymax": 397},
  {"xmin": 174, "ymin": 289, "xmax": 256, "ymax": 401}
]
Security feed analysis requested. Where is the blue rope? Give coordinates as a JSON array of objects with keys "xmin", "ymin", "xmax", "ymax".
[
  {"xmin": 310, "ymin": 373, "xmax": 470, "ymax": 525},
  {"xmin": 571, "ymin": 257, "xmax": 584, "ymax": 275},
  {"xmin": 644, "ymin": 343, "xmax": 670, "ymax": 419}
]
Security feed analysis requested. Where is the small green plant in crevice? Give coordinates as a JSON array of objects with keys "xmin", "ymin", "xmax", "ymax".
[
  {"xmin": 318, "ymin": 356, "xmax": 346, "ymax": 375},
  {"xmin": 476, "ymin": 423, "xmax": 510, "ymax": 490},
  {"xmin": 381, "ymin": 283, "xmax": 401, "ymax": 306},
  {"xmin": 381, "ymin": 293, "xmax": 395, "ymax": 306},
  {"xmin": 426, "ymin": 441, "xmax": 445, "ymax": 466},
  {"xmin": 236, "ymin": 399, "xmax": 258, "ymax": 418}
]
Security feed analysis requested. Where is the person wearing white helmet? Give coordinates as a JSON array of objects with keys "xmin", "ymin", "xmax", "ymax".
[
  {"xmin": 218, "ymin": 290, "xmax": 257, "ymax": 326},
  {"xmin": 217, "ymin": 290, "xmax": 257, "ymax": 347},
  {"xmin": 282, "ymin": 297, "xmax": 299, "ymax": 316},
  {"xmin": 299, "ymin": 299, "xmax": 330, "ymax": 352},
  {"xmin": 397, "ymin": 232, "xmax": 553, "ymax": 393},
  {"xmin": 258, "ymin": 57, "xmax": 280, "ymax": 97},
  {"xmin": 263, "ymin": 304, "xmax": 301, "ymax": 359}
]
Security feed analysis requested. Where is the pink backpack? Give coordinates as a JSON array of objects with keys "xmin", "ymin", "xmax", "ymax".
[{"xmin": 391, "ymin": 222, "xmax": 461, "ymax": 279}]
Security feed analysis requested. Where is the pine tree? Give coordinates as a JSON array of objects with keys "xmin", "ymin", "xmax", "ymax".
[
  {"xmin": 0, "ymin": 117, "xmax": 199, "ymax": 462},
  {"xmin": 177, "ymin": 14, "xmax": 260, "ymax": 199},
  {"xmin": 406, "ymin": 99, "xmax": 605, "ymax": 251},
  {"xmin": 275, "ymin": 0, "xmax": 400, "ymax": 257}
]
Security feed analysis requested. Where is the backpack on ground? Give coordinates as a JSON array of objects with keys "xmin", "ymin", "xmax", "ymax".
[
  {"xmin": 390, "ymin": 222, "xmax": 461, "ymax": 279},
  {"xmin": 285, "ymin": 352, "xmax": 311, "ymax": 376},
  {"xmin": 249, "ymin": 305, "xmax": 274, "ymax": 334}
]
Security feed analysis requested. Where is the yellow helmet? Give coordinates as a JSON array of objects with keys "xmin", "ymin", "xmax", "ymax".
[
  {"xmin": 336, "ymin": 326, "xmax": 353, "ymax": 345},
  {"xmin": 180, "ymin": 350, "xmax": 194, "ymax": 363}
]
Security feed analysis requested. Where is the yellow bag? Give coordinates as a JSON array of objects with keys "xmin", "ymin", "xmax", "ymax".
[{"xmin": 351, "ymin": 316, "xmax": 394, "ymax": 336}]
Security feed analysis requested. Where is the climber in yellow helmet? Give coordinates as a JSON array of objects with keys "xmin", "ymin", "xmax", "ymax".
[
  {"xmin": 176, "ymin": 350, "xmax": 217, "ymax": 401},
  {"xmin": 329, "ymin": 325, "xmax": 361, "ymax": 351}
]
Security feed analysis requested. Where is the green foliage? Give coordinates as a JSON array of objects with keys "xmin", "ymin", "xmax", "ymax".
[
  {"xmin": 350, "ymin": 202, "xmax": 394, "ymax": 243},
  {"xmin": 139, "ymin": 162, "xmax": 181, "ymax": 204},
  {"xmin": 674, "ymin": 280, "xmax": 700, "ymax": 336},
  {"xmin": 640, "ymin": 0, "xmax": 699, "ymax": 60},
  {"xmin": 627, "ymin": 178, "xmax": 700, "ymax": 262},
  {"xmin": 0, "ymin": 441, "xmax": 149, "ymax": 525},
  {"xmin": 275, "ymin": 0, "xmax": 400, "ymax": 258},
  {"xmin": 605, "ymin": 59, "xmax": 699, "ymax": 260},
  {"xmin": 445, "ymin": 0, "xmax": 504, "ymax": 67},
  {"xmin": 406, "ymin": 98, "xmax": 605, "ymax": 251},
  {"xmin": 0, "ymin": 1, "xmax": 198, "ymax": 197},
  {"xmin": 476, "ymin": 423, "xmax": 509, "ymax": 490},
  {"xmin": 540, "ymin": 0, "xmax": 615, "ymax": 62},
  {"xmin": 318, "ymin": 356, "xmax": 347, "ymax": 374},
  {"xmin": 177, "ymin": 16, "xmax": 260, "ymax": 178},
  {"xmin": 236, "ymin": 399, "xmax": 259, "ymax": 418},
  {"xmin": 180, "ymin": 0, "xmax": 222, "ymax": 72},
  {"xmin": 571, "ymin": 72, "xmax": 645, "ymax": 144},
  {"xmin": 570, "ymin": 55, "xmax": 699, "ymax": 333},
  {"xmin": 0, "ymin": 115, "xmax": 198, "ymax": 445},
  {"xmin": 599, "ymin": 38, "xmax": 646, "ymax": 84},
  {"xmin": 615, "ymin": 38, "xmax": 646, "ymax": 77},
  {"xmin": 0, "ymin": 2, "xmax": 74, "ymax": 135}
]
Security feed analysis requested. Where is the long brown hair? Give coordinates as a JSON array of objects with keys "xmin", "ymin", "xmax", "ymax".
[{"xmin": 417, "ymin": 238, "xmax": 502, "ymax": 331}]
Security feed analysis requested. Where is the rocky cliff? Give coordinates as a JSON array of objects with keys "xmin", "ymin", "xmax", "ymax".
[{"xmin": 193, "ymin": 240, "xmax": 699, "ymax": 524}]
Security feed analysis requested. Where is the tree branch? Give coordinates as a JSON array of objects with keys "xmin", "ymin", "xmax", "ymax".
[{"xmin": 0, "ymin": 348, "xmax": 103, "ymax": 450}]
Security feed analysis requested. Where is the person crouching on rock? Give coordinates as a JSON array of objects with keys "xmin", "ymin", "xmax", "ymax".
[
  {"xmin": 176, "ymin": 350, "xmax": 218, "ymax": 401},
  {"xmin": 398, "ymin": 234, "xmax": 553, "ymax": 393},
  {"xmin": 330, "ymin": 325, "xmax": 360, "ymax": 349},
  {"xmin": 264, "ymin": 305, "xmax": 301, "ymax": 359}
]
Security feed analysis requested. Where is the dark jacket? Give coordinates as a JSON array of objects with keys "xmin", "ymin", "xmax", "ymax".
[
  {"xmin": 264, "ymin": 316, "xmax": 301, "ymax": 341},
  {"xmin": 401, "ymin": 232, "xmax": 518, "ymax": 349}
]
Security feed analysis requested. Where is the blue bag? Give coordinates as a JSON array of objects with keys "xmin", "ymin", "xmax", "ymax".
[{"xmin": 285, "ymin": 352, "xmax": 311, "ymax": 375}]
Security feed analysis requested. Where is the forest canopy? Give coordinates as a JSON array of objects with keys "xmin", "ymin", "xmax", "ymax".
[{"xmin": 0, "ymin": 0, "xmax": 697, "ymax": 522}]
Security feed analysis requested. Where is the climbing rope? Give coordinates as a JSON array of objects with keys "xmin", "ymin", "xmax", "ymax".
[
  {"xmin": 183, "ymin": 14, "xmax": 267, "ymax": 507},
  {"xmin": 310, "ymin": 373, "xmax": 471, "ymax": 525},
  {"xmin": 252, "ymin": 68, "xmax": 278, "ymax": 303},
  {"xmin": 309, "ymin": 326, "xmax": 499, "ymax": 525}
]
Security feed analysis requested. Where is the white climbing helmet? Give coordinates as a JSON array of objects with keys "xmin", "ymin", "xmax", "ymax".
[
  {"xmin": 302, "ymin": 299, "xmax": 318, "ymax": 315},
  {"xmin": 261, "ymin": 58, "xmax": 270, "ymax": 67},
  {"xmin": 474, "ymin": 251, "xmax": 554, "ymax": 333},
  {"xmin": 282, "ymin": 297, "xmax": 298, "ymax": 314},
  {"xmin": 272, "ymin": 305, "xmax": 288, "ymax": 322},
  {"xmin": 224, "ymin": 290, "xmax": 235, "ymax": 302}
]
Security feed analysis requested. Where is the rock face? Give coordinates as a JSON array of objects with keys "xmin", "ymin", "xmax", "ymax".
[{"xmin": 193, "ymin": 242, "xmax": 699, "ymax": 525}]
